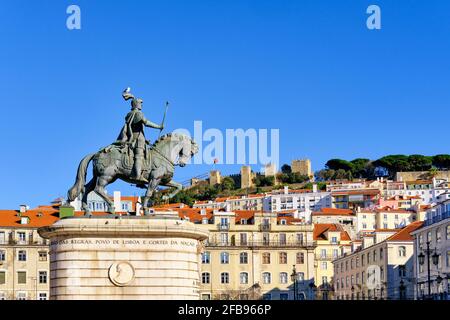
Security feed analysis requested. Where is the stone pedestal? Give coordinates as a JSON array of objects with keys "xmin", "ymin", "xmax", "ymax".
[{"xmin": 38, "ymin": 212, "xmax": 209, "ymax": 300}]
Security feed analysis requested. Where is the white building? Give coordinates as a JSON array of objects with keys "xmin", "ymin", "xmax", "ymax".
[
  {"xmin": 263, "ymin": 186, "xmax": 332, "ymax": 222},
  {"xmin": 70, "ymin": 191, "xmax": 140, "ymax": 213}
]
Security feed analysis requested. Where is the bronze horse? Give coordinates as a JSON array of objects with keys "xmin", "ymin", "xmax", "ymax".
[{"xmin": 67, "ymin": 133, "xmax": 198, "ymax": 215}]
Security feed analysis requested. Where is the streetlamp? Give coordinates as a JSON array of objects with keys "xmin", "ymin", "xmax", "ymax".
[
  {"xmin": 351, "ymin": 285, "xmax": 355, "ymax": 300},
  {"xmin": 418, "ymin": 241, "xmax": 440, "ymax": 300},
  {"xmin": 291, "ymin": 265, "xmax": 298, "ymax": 301}
]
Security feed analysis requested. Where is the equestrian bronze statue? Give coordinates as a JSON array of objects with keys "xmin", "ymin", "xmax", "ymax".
[{"xmin": 67, "ymin": 88, "xmax": 198, "ymax": 215}]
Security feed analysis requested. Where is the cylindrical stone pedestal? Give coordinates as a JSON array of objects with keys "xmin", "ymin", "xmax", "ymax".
[{"xmin": 38, "ymin": 212, "xmax": 209, "ymax": 300}]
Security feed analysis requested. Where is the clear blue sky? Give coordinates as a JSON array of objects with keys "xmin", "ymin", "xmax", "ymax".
[{"xmin": 1, "ymin": 1, "xmax": 449, "ymax": 209}]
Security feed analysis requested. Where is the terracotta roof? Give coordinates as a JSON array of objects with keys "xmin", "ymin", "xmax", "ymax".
[
  {"xmin": 313, "ymin": 223, "xmax": 351, "ymax": 241},
  {"xmin": 386, "ymin": 221, "xmax": 424, "ymax": 241},
  {"xmin": 0, "ymin": 206, "xmax": 60, "ymax": 228},
  {"xmin": 312, "ymin": 208, "xmax": 354, "ymax": 216},
  {"xmin": 331, "ymin": 189, "xmax": 380, "ymax": 196},
  {"xmin": 360, "ymin": 207, "xmax": 413, "ymax": 214}
]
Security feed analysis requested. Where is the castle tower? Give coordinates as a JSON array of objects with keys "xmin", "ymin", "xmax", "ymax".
[
  {"xmin": 241, "ymin": 166, "xmax": 255, "ymax": 189},
  {"xmin": 291, "ymin": 159, "xmax": 312, "ymax": 178},
  {"xmin": 209, "ymin": 170, "xmax": 222, "ymax": 186}
]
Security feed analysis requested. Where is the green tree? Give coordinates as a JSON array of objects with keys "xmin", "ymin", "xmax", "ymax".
[
  {"xmin": 408, "ymin": 154, "xmax": 432, "ymax": 171},
  {"xmin": 325, "ymin": 159, "xmax": 354, "ymax": 171},
  {"xmin": 350, "ymin": 158, "xmax": 371, "ymax": 178},
  {"xmin": 281, "ymin": 164, "xmax": 292, "ymax": 174},
  {"xmin": 432, "ymin": 154, "xmax": 450, "ymax": 170},
  {"xmin": 221, "ymin": 177, "xmax": 235, "ymax": 191}
]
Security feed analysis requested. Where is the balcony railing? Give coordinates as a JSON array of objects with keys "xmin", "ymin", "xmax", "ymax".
[
  {"xmin": 206, "ymin": 240, "xmax": 316, "ymax": 248},
  {"xmin": 2, "ymin": 238, "xmax": 48, "ymax": 246},
  {"xmin": 315, "ymin": 254, "xmax": 339, "ymax": 261},
  {"xmin": 217, "ymin": 223, "xmax": 230, "ymax": 231},
  {"xmin": 259, "ymin": 224, "xmax": 271, "ymax": 231},
  {"xmin": 424, "ymin": 211, "xmax": 450, "ymax": 226}
]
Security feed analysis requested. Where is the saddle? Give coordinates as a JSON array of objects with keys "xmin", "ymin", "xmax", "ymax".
[{"xmin": 100, "ymin": 143, "xmax": 152, "ymax": 172}]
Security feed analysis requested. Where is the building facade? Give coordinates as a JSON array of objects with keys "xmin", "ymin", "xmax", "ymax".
[{"xmin": 411, "ymin": 193, "xmax": 450, "ymax": 300}]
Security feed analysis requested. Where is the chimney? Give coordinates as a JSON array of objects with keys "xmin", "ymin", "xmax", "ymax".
[
  {"xmin": 113, "ymin": 191, "xmax": 121, "ymax": 212},
  {"xmin": 284, "ymin": 186, "xmax": 288, "ymax": 195},
  {"xmin": 20, "ymin": 216, "xmax": 30, "ymax": 225},
  {"xmin": 19, "ymin": 205, "xmax": 27, "ymax": 214},
  {"xmin": 312, "ymin": 184, "xmax": 318, "ymax": 193}
]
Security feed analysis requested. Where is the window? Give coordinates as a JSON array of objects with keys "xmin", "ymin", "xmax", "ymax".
[
  {"xmin": 262, "ymin": 252, "xmax": 271, "ymax": 264},
  {"xmin": 398, "ymin": 246, "xmax": 406, "ymax": 257},
  {"xmin": 333, "ymin": 249, "xmax": 339, "ymax": 259},
  {"xmin": 220, "ymin": 272, "xmax": 229, "ymax": 284},
  {"xmin": 0, "ymin": 271, "xmax": 5, "ymax": 284},
  {"xmin": 38, "ymin": 293, "xmax": 47, "ymax": 300},
  {"xmin": 201, "ymin": 272, "xmax": 210, "ymax": 284},
  {"xmin": 362, "ymin": 223, "xmax": 367, "ymax": 229},
  {"xmin": 16, "ymin": 292, "xmax": 26, "ymax": 300},
  {"xmin": 202, "ymin": 218, "xmax": 208, "ymax": 224},
  {"xmin": 447, "ymin": 251, "xmax": 450, "ymax": 268},
  {"xmin": 296, "ymin": 252, "xmax": 304, "ymax": 264},
  {"xmin": 322, "ymin": 276, "xmax": 328, "ymax": 285},
  {"xmin": 39, "ymin": 271, "xmax": 47, "ymax": 284},
  {"xmin": 351, "ymin": 258, "xmax": 354, "ymax": 269},
  {"xmin": 361, "ymin": 255, "xmax": 365, "ymax": 266},
  {"xmin": 0, "ymin": 250, "xmax": 5, "ymax": 261},
  {"xmin": 436, "ymin": 229, "xmax": 442, "ymax": 243},
  {"xmin": 321, "ymin": 262, "xmax": 327, "ymax": 270},
  {"xmin": 240, "ymin": 233, "xmax": 247, "ymax": 245},
  {"xmin": 331, "ymin": 236, "xmax": 338, "ymax": 244},
  {"xmin": 201, "ymin": 294, "xmax": 211, "ymax": 300},
  {"xmin": 240, "ymin": 272, "xmax": 248, "ymax": 284},
  {"xmin": 280, "ymin": 219, "xmax": 287, "ymax": 225},
  {"xmin": 297, "ymin": 272, "xmax": 304, "ymax": 281},
  {"xmin": 18, "ymin": 250, "xmax": 26, "ymax": 261},
  {"xmin": 279, "ymin": 272, "xmax": 288, "ymax": 284},
  {"xmin": 220, "ymin": 294, "xmax": 230, "ymax": 300},
  {"xmin": 262, "ymin": 272, "xmax": 271, "ymax": 284},
  {"xmin": 321, "ymin": 249, "xmax": 327, "ymax": 258},
  {"xmin": 220, "ymin": 252, "xmax": 229, "ymax": 264},
  {"xmin": 447, "ymin": 225, "xmax": 450, "ymax": 240},
  {"xmin": 399, "ymin": 265, "xmax": 406, "ymax": 277},
  {"xmin": 279, "ymin": 233, "xmax": 286, "ymax": 245},
  {"xmin": 38, "ymin": 251, "xmax": 47, "ymax": 262},
  {"xmin": 380, "ymin": 248, "xmax": 384, "ymax": 260},
  {"xmin": 373, "ymin": 250, "xmax": 377, "ymax": 262},
  {"xmin": 240, "ymin": 252, "xmax": 248, "ymax": 264},
  {"xmin": 0, "ymin": 231, "xmax": 5, "ymax": 244},
  {"xmin": 202, "ymin": 252, "xmax": 210, "ymax": 264},
  {"xmin": 17, "ymin": 271, "xmax": 26, "ymax": 284},
  {"xmin": 220, "ymin": 233, "xmax": 228, "ymax": 245},
  {"xmin": 296, "ymin": 233, "xmax": 304, "ymax": 244},
  {"xmin": 17, "ymin": 232, "xmax": 26, "ymax": 244},
  {"xmin": 380, "ymin": 267, "xmax": 384, "ymax": 280},
  {"xmin": 279, "ymin": 252, "xmax": 287, "ymax": 264}
]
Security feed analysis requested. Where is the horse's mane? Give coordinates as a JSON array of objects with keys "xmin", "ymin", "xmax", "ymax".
[{"xmin": 153, "ymin": 132, "xmax": 188, "ymax": 146}]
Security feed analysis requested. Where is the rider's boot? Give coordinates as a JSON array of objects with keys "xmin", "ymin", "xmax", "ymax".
[{"xmin": 132, "ymin": 157, "xmax": 148, "ymax": 183}]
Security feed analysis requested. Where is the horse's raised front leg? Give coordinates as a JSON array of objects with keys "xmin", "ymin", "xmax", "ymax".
[
  {"xmin": 161, "ymin": 179, "xmax": 183, "ymax": 201},
  {"xmin": 142, "ymin": 177, "xmax": 161, "ymax": 216}
]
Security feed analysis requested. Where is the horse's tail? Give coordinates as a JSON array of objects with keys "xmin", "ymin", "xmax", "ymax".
[{"xmin": 67, "ymin": 153, "xmax": 96, "ymax": 202}]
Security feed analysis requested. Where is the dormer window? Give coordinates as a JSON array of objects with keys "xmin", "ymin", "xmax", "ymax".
[
  {"xmin": 280, "ymin": 219, "xmax": 287, "ymax": 225},
  {"xmin": 241, "ymin": 219, "xmax": 247, "ymax": 225}
]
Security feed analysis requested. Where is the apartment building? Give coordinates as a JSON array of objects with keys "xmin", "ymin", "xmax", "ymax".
[
  {"xmin": 0, "ymin": 204, "xmax": 58, "ymax": 300},
  {"xmin": 411, "ymin": 193, "xmax": 450, "ymax": 300},
  {"xmin": 313, "ymin": 224, "xmax": 351, "ymax": 300},
  {"xmin": 356, "ymin": 207, "xmax": 421, "ymax": 235},
  {"xmin": 165, "ymin": 207, "xmax": 317, "ymax": 300},
  {"xmin": 333, "ymin": 221, "xmax": 423, "ymax": 300},
  {"xmin": 331, "ymin": 189, "xmax": 381, "ymax": 210}
]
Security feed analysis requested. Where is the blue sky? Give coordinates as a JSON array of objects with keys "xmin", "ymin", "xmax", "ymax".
[{"xmin": 0, "ymin": 1, "xmax": 449, "ymax": 208}]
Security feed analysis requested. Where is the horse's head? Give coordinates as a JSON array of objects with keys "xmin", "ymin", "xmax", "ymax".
[
  {"xmin": 177, "ymin": 135, "xmax": 199, "ymax": 167},
  {"xmin": 155, "ymin": 133, "xmax": 199, "ymax": 167}
]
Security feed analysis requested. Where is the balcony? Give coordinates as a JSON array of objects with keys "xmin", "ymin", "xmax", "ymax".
[
  {"xmin": 217, "ymin": 223, "xmax": 230, "ymax": 231},
  {"xmin": 259, "ymin": 224, "xmax": 271, "ymax": 231},
  {"xmin": 424, "ymin": 211, "xmax": 450, "ymax": 226},
  {"xmin": 206, "ymin": 240, "xmax": 316, "ymax": 248},
  {"xmin": 315, "ymin": 254, "xmax": 339, "ymax": 261}
]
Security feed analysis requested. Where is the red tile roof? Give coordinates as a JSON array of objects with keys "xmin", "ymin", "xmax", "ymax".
[
  {"xmin": 313, "ymin": 223, "xmax": 351, "ymax": 241},
  {"xmin": 386, "ymin": 221, "xmax": 424, "ymax": 241},
  {"xmin": 312, "ymin": 208, "xmax": 354, "ymax": 216}
]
